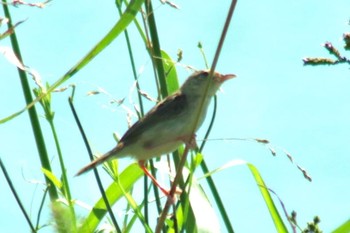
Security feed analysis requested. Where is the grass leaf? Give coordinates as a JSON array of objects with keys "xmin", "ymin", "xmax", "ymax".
[
  {"xmin": 247, "ymin": 163, "xmax": 288, "ymax": 233},
  {"xmin": 0, "ymin": 0, "xmax": 145, "ymax": 124},
  {"xmin": 42, "ymin": 168, "xmax": 62, "ymax": 189},
  {"xmin": 332, "ymin": 219, "xmax": 350, "ymax": 233},
  {"xmin": 78, "ymin": 163, "xmax": 143, "ymax": 233},
  {"xmin": 161, "ymin": 50, "xmax": 180, "ymax": 94},
  {"xmin": 199, "ymin": 159, "xmax": 288, "ymax": 232}
]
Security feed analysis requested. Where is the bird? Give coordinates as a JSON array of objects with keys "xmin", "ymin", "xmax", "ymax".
[{"xmin": 76, "ymin": 70, "xmax": 235, "ymax": 195}]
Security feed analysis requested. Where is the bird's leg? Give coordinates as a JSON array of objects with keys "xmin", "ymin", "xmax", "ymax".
[
  {"xmin": 187, "ymin": 134, "xmax": 198, "ymax": 149},
  {"xmin": 138, "ymin": 160, "xmax": 171, "ymax": 197},
  {"xmin": 179, "ymin": 134, "xmax": 198, "ymax": 149}
]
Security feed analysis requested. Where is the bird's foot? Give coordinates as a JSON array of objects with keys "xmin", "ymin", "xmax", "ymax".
[{"xmin": 138, "ymin": 160, "xmax": 181, "ymax": 204}]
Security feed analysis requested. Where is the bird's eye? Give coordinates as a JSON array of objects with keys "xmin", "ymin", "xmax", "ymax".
[{"xmin": 199, "ymin": 71, "xmax": 209, "ymax": 78}]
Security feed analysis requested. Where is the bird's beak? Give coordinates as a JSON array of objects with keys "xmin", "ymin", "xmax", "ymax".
[{"xmin": 219, "ymin": 73, "xmax": 236, "ymax": 82}]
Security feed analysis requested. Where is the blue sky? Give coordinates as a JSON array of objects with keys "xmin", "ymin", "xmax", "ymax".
[{"xmin": 1, "ymin": 0, "xmax": 350, "ymax": 232}]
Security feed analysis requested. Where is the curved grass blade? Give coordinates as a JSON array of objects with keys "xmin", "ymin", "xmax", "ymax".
[
  {"xmin": 41, "ymin": 168, "xmax": 62, "ymax": 190},
  {"xmin": 247, "ymin": 163, "xmax": 288, "ymax": 233},
  {"xmin": 199, "ymin": 159, "xmax": 288, "ymax": 233},
  {"xmin": 160, "ymin": 50, "xmax": 179, "ymax": 94},
  {"xmin": 78, "ymin": 163, "xmax": 143, "ymax": 233},
  {"xmin": 332, "ymin": 219, "xmax": 350, "ymax": 233},
  {"xmin": 0, "ymin": 0, "xmax": 145, "ymax": 124},
  {"xmin": 118, "ymin": 184, "xmax": 152, "ymax": 233},
  {"xmin": 187, "ymin": 170, "xmax": 220, "ymax": 233}
]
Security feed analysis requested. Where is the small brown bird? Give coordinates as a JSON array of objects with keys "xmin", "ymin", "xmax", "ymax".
[{"xmin": 76, "ymin": 70, "xmax": 235, "ymax": 194}]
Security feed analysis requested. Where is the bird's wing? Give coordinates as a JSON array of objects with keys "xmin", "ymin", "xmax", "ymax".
[{"xmin": 120, "ymin": 92, "xmax": 187, "ymax": 145}]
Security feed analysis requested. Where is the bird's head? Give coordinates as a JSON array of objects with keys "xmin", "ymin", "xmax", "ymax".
[{"xmin": 180, "ymin": 70, "xmax": 236, "ymax": 97}]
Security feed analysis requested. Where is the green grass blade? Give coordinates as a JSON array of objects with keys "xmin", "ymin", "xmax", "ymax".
[
  {"xmin": 0, "ymin": 0, "xmax": 145, "ymax": 124},
  {"xmin": 2, "ymin": 0, "xmax": 59, "ymax": 200},
  {"xmin": 199, "ymin": 159, "xmax": 235, "ymax": 233},
  {"xmin": 160, "ymin": 50, "xmax": 180, "ymax": 94},
  {"xmin": 118, "ymin": 186, "xmax": 152, "ymax": 233},
  {"xmin": 188, "ymin": 174, "xmax": 221, "ymax": 232},
  {"xmin": 332, "ymin": 219, "xmax": 350, "ymax": 233},
  {"xmin": 247, "ymin": 163, "xmax": 288, "ymax": 233},
  {"xmin": 78, "ymin": 163, "xmax": 143, "ymax": 233},
  {"xmin": 144, "ymin": 1, "xmax": 168, "ymax": 98},
  {"xmin": 199, "ymin": 159, "xmax": 288, "ymax": 232},
  {"xmin": 41, "ymin": 168, "xmax": 63, "ymax": 190}
]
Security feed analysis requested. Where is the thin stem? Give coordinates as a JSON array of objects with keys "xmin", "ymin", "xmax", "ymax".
[
  {"xmin": 155, "ymin": 144, "xmax": 191, "ymax": 232},
  {"xmin": 209, "ymin": 0, "xmax": 237, "ymax": 73},
  {"xmin": 35, "ymin": 187, "xmax": 49, "ymax": 231},
  {"xmin": 68, "ymin": 96, "xmax": 121, "ymax": 233},
  {"xmin": 0, "ymin": 158, "xmax": 36, "ymax": 232},
  {"xmin": 198, "ymin": 1, "xmax": 238, "ymax": 232},
  {"xmin": 200, "ymin": 160, "xmax": 234, "ymax": 232},
  {"xmin": 115, "ymin": 0, "xmax": 150, "ymax": 227},
  {"xmin": 149, "ymin": 159, "xmax": 163, "ymax": 213},
  {"xmin": 144, "ymin": 0, "xmax": 168, "ymax": 97},
  {"xmin": 198, "ymin": 41, "xmax": 210, "ymax": 69},
  {"xmin": 198, "ymin": 97, "xmax": 234, "ymax": 232},
  {"xmin": 199, "ymin": 96, "xmax": 217, "ymax": 151},
  {"xmin": 158, "ymin": 0, "xmax": 238, "ymax": 230},
  {"xmin": 144, "ymin": 0, "xmax": 169, "ymax": 219},
  {"xmin": 115, "ymin": 0, "xmax": 145, "ymax": 117},
  {"xmin": 48, "ymin": 120, "xmax": 77, "ymax": 230}
]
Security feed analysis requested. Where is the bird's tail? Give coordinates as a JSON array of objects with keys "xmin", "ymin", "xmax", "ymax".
[{"xmin": 75, "ymin": 146, "xmax": 119, "ymax": 176}]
